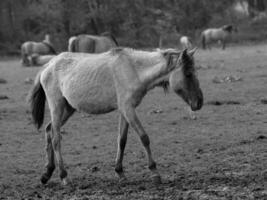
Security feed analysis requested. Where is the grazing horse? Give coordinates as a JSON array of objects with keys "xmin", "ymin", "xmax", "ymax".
[
  {"xmin": 28, "ymin": 54, "xmax": 56, "ymax": 66},
  {"xmin": 180, "ymin": 36, "xmax": 193, "ymax": 49},
  {"xmin": 21, "ymin": 34, "xmax": 57, "ymax": 66},
  {"xmin": 201, "ymin": 25, "xmax": 236, "ymax": 50},
  {"xmin": 68, "ymin": 32, "xmax": 118, "ymax": 53},
  {"xmin": 28, "ymin": 47, "xmax": 203, "ymax": 185}
]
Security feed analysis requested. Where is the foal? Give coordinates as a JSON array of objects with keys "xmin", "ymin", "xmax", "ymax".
[
  {"xmin": 28, "ymin": 48, "xmax": 203, "ymax": 185},
  {"xmin": 180, "ymin": 36, "xmax": 193, "ymax": 49}
]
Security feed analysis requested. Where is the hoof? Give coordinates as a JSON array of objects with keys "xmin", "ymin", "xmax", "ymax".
[
  {"xmin": 61, "ymin": 177, "xmax": 70, "ymax": 186},
  {"xmin": 40, "ymin": 174, "xmax": 50, "ymax": 185},
  {"xmin": 116, "ymin": 172, "xmax": 127, "ymax": 182},
  {"xmin": 118, "ymin": 176, "xmax": 127, "ymax": 183},
  {"xmin": 190, "ymin": 115, "xmax": 197, "ymax": 120},
  {"xmin": 151, "ymin": 175, "xmax": 162, "ymax": 185}
]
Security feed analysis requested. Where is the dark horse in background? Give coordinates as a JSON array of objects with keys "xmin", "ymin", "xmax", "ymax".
[
  {"xmin": 68, "ymin": 32, "xmax": 118, "ymax": 53},
  {"xmin": 201, "ymin": 25, "xmax": 237, "ymax": 50},
  {"xmin": 21, "ymin": 34, "xmax": 57, "ymax": 66}
]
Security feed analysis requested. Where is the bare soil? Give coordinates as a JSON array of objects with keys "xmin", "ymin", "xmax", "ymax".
[{"xmin": 0, "ymin": 44, "xmax": 266, "ymax": 200}]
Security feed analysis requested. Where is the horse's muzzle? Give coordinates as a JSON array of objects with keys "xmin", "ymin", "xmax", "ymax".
[{"xmin": 190, "ymin": 92, "xmax": 203, "ymax": 111}]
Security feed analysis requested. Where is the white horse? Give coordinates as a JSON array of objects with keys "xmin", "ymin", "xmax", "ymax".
[
  {"xmin": 180, "ymin": 36, "xmax": 193, "ymax": 49},
  {"xmin": 28, "ymin": 47, "xmax": 203, "ymax": 185},
  {"xmin": 21, "ymin": 34, "xmax": 57, "ymax": 66}
]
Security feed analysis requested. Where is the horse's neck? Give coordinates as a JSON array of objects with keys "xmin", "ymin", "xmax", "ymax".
[
  {"xmin": 147, "ymin": 73, "xmax": 170, "ymax": 90},
  {"xmin": 131, "ymin": 50, "xmax": 161, "ymax": 68},
  {"xmin": 130, "ymin": 50, "xmax": 169, "ymax": 90}
]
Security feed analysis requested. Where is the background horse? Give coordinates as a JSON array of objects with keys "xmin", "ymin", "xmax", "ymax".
[
  {"xmin": 28, "ymin": 54, "xmax": 55, "ymax": 66},
  {"xmin": 68, "ymin": 32, "xmax": 118, "ymax": 53},
  {"xmin": 28, "ymin": 47, "xmax": 203, "ymax": 186},
  {"xmin": 201, "ymin": 25, "xmax": 236, "ymax": 50},
  {"xmin": 180, "ymin": 36, "xmax": 193, "ymax": 49},
  {"xmin": 21, "ymin": 34, "xmax": 57, "ymax": 66}
]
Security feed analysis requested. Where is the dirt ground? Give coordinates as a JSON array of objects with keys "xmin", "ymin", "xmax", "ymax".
[{"xmin": 0, "ymin": 44, "xmax": 266, "ymax": 200}]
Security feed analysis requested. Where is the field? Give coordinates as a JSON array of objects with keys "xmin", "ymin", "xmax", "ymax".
[{"xmin": 0, "ymin": 44, "xmax": 266, "ymax": 200}]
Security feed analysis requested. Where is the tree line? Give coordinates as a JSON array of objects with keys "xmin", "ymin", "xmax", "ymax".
[{"xmin": 0, "ymin": 0, "xmax": 265, "ymax": 54}]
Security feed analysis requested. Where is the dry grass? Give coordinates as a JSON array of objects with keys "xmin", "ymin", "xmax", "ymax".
[{"xmin": 0, "ymin": 44, "xmax": 267, "ymax": 199}]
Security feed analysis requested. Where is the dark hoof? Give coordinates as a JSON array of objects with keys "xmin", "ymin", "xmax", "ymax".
[{"xmin": 40, "ymin": 174, "xmax": 50, "ymax": 184}]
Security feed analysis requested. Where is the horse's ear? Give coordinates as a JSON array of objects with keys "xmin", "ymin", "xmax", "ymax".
[{"xmin": 162, "ymin": 49, "xmax": 181, "ymax": 69}]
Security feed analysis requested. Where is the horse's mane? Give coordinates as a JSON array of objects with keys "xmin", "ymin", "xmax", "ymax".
[
  {"xmin": 41, "ymin": 41, "xmax": 57, "ymax": 54},
  {"xmin": 111, "ymin": 47, "xmax": 162, "ymax": 67},
  {"xmin": 222, "ymin": 25, "xmax": 233, "ymax": 32}
]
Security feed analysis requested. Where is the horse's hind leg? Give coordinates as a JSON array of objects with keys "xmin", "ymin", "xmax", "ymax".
[
  {"xmin": 40, "ymin": 126, "xmax": 56, "ymax": 184},
  {"xmin": 46, "ymin": 96, "xmax": 73, "ymax": 185},
  {"xmin": 41, "ymin": 102, "xmax": 75, "ymax": 184},
  {"xmin": 115, "ymin": 114, "xmax": 129, "ymax": 180}
]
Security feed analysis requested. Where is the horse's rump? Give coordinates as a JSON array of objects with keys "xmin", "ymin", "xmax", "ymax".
[{"xmin": 68, "ymin": 33, "xmax": 118, "ymax": 53}]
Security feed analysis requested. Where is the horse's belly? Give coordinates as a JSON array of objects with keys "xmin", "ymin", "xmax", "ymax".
[
  {"xmin": 77, "ymin": 99, "xmax": 117, "ymax": 114},
  {"xmin": 62, "ymin": 80, "xmax": 118, "ymax": 114}
]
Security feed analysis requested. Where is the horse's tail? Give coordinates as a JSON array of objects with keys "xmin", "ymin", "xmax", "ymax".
[
  {"xmin": 68, "ymin": 37, "xmax": 77, "ymax": 52},
  {"xmin": 27, "ymin": 72, "xmax": 46, "ymax": 129},
  {"xmin": 201, "ymin": 32, "xmax": 206, "ymax": 49}
]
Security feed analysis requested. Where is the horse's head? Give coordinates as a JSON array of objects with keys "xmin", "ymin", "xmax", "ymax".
[
  {"xmin": 169, "ymin": 48, "xmax": 203, "ymax": 111},
  {"xmin": 222, "ymin": 25, "xmax": 234, "ymax": 33}
]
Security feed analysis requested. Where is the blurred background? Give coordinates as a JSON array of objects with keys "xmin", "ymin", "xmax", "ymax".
[{"xmin": 0, "ymin": 0, "xmax": 266, "ymax": 55}]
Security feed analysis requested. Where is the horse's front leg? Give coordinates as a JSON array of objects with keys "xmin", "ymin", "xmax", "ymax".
[
  {"xmin": 115, "ymin": 114, "xmax": 129, "ymax": 181},
  {"xmin": 122, "ymin": 106, "xmax": 161, "ymax": 184},
  {"xmin": 222, "ymin": 40, "xmax": 226, "ymax": 50}
]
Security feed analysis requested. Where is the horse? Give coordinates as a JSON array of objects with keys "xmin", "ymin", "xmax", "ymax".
[
  {"xmin": 180, "ymin": 36, "xmax": 193, "ymax": 49},
  {"xmin": 27, "ymin": 47, "xmax": 203, "ymax": 185},
  {"xmin": 21, "ymin": 34, "xmax": 57, "ymax": 66},
  {"xmin": 201, "ymin": 25, "xmax": 236, "ymax": 50},
  {"xmin": 68, "ymin": 32, "xmax": 118, "ymax": 53},
  {"xmin": 28, "ymin": 54, "xmax": 56, "ymax": 66}
]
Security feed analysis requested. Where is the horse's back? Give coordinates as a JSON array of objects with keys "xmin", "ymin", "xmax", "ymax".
[
  {"xmin": 22, "ymin": 41, "xmax": 51, "ymax": 55},
  {"xmin": 203, "ymin": 28, "xmax": 228, "ymax": 41},
  {"xmin": 41, "ymin": 51, "xmax": 118, "ymax": 113},
  {"xmin": 94, "ymin": 37, "xmax": 117, "ymax": 53}
]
